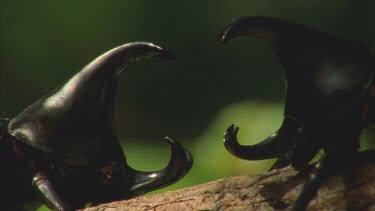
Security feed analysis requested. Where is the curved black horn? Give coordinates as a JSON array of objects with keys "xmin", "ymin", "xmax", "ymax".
[
  {"xmin": 224, "ymin": 117, "xmax": 304, "ymax": 160},
  {"xmin": 41, "ymin": 42, "xmax": 175, "ymax": 124},
  {"xmin": 8, "ymin": 42, "xmax": 173, "ymax": 157},
  {"xmin": 218, "ymin": 16, "xmax": 286, "ymax": 46},
  {"xmin": 8, "ymin": 42, "xmax": 175, "ymax": 151},
  {"xmin": 129, "ymin": 137, "xmax": 193, "ymax": 195},
  {"xmin": 218, "ymin": 16, "xmax": 372, "ymax": 88}
]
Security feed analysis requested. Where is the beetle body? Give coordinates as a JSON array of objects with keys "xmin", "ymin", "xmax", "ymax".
[
  {"xmin": 0, "ymin": 42, "xmax": 192, "ymax": 210},
  {"xmin": 218, "ymin": 16, "xmax": 374, "ymax": 210}
]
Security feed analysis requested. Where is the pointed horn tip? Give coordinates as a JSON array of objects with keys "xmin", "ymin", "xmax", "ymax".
[
  {"xmin": 218, "ymin": 17, "xmax": 253, "ymax": 45},
  {"xmin": 224, "ymin": 124, "xmax": 239, "ymax": 145},
  {"xmin": 165, "ymin": 136, "xmax": 193, "ymax": 165},
  {"xmin": 224, "ymin": 124, "xmax": 239, "ymax": 136},
  {"xmin": 217, "ymin": 28, "xmax": 232, "ymax": 45},
  {"xmin": 164, "ymin": 136, "xmax": 176, "ymax": 145},
  {"xmin": 125, "ymin": 42, "xmax": 176, "ymax": 61},
  {"xmin": 144, "ymin": 43, "xmax": 175, "ymax": 61},
  {"xmin": 149, "ymin": 45, "xmax": 175, "ymax": 61},
  {"xmin": 218, "ymin": 16, "xmax": 277, "ymax": 45}
]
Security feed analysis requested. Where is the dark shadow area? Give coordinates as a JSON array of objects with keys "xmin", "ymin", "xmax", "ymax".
[
  {"xmin": 259, "ymin": 152, "xmax": 375, "ymax": 210},
  {"xmin": 342, "ymin": 162, "xmax": 375, "ymax": 210},
  {"xmin": 259, "ymin": 173, "xmax": 303, "ymax": 209}
]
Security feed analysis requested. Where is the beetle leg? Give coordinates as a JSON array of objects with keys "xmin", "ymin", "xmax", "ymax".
[
  {"xmin": 129, "ymin": 137, "xmax": 193, "ymax": 196},
  {"xmin": 292, "ymin": 149, "xmax": 354, "ymax": 211},
  {"xmin": 259, "ymin": 148, "xmax": 374, "ymax": 210},
  {"xmin": 269, "ymin": 157, "xmax": 290, "ymax": 171},
  {"xmin": 32, "ymin": 172, "xmax": 72, "ymax": 211}
]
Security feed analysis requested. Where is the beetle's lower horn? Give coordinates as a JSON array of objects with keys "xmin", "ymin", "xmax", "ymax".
[
  {"xmin": 224, "ymin": 117, "xmax": 304, "ymax": 160},
  {"xmin": 129, "ymin": 137, "xmax": 193, "ymax": 195}
]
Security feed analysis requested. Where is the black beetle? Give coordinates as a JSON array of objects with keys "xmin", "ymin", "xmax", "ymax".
[
  {"xmin": 0, "ymin": 42, "xmax": 193, "ymax": 210},
  {"xmin": 218, "ymin": 16, "xmax": 374, "ymax": 210}
]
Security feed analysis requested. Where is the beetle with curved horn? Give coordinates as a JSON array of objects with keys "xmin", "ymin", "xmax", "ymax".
[
  {"xmin": 0, "ymin": 42, "xmax": 193, "ymax": 210},
  {"xmin": 218, "ymin": 16, "xmax": 374, "ymax": 210}
]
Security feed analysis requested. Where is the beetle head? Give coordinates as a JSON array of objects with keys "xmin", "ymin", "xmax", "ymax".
[{"xmin": 6, "ymin": 42, "xmax": 192, "ymax": 202}]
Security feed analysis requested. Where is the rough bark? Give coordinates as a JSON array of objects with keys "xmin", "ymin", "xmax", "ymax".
[{"xmin": 83, "ymin": 164, "xmax": 375, "ymax": 211}]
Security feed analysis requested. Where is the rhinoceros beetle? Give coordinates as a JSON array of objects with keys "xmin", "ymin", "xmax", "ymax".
[
  {"xmin": 0, "ymin": 42, "xmax": 193, "ymax": 210},
  {"xmin": 218, "ymin": 16, "xmax": 374, "ymax": 210}
]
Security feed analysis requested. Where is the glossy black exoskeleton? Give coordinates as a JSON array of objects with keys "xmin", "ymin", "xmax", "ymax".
[
  {"xmin": 218, "ymin": 16, "xmax": 374, "ymax": 210},
  {"xmin": 0, "ymin": 42, "xmax": 193, "ymax": 210}
]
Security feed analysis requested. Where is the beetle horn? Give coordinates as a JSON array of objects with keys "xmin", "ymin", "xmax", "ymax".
[
  {"xmin": 218, "ymin": 16, "xmax": 299, "ymax": 161},
  {"xmin": 218, "ymin": 16, "xmax": 372, "ymax": 93},
  {"xmin": 218, "ymin": 16, "xmax": 285, "ymax": 46},
  {"xmin": 8, "ymin": 42, "xmax": 175, "ymax": 152},
  {"xmin": 224, "ymin": 117, "xmax": 304, "ymax": 160},
  {"xmin": 128, "ymin": 137, "xmax": 193, "ymax": 196},
  {"xmin": 217, "ymin": 15, "xmax": 331, "ymax": 55},
  {"xmin": 42, "ymin": 42, "xmax": 175, "ymax": 124}
]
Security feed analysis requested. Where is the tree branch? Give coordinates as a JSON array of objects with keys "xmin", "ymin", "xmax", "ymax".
[{"xmin": 83, "ymin": 164, "xmax": 375, "ymax": 210}]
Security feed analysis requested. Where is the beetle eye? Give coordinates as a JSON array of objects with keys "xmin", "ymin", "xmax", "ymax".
[
  {"xmin": 101, "ymin": 162, "xmax": 121, "ymax": 185},
  {"xmin": 101, "ymin": 166, "xmax": 113, "ymax": 184}
]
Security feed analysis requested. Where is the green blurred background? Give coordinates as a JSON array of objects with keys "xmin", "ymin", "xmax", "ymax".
[{"xmin": 1, "ymin": 1, "xmax": 374, "ymax": 210}]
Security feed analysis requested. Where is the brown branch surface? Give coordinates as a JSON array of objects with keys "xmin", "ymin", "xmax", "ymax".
[{"xmin": 83, "ymin": 164, "xmax": 375, "ymax": 211}]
